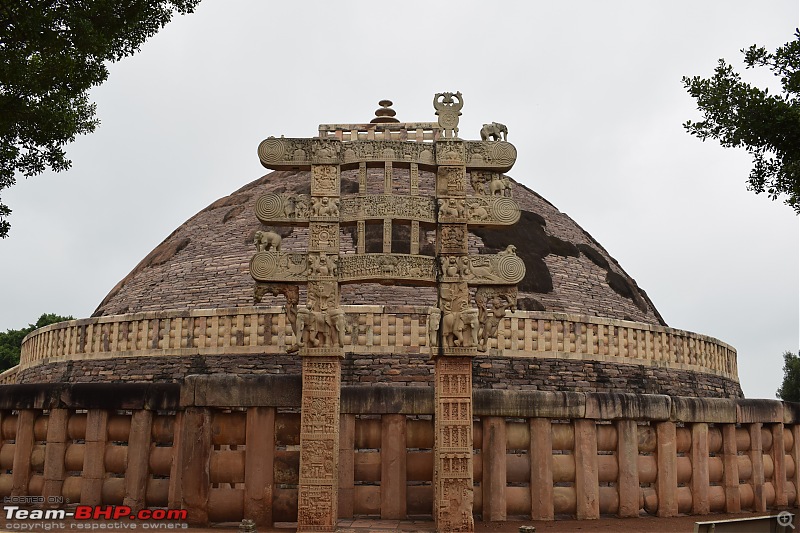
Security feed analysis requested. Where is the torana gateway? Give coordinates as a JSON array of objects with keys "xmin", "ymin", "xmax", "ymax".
[{"xmin": 2, "ymin": 94, "xmax": 797, "ymax": 531}]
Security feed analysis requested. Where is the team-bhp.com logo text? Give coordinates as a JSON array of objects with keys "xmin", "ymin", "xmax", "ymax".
[{"xmin": 4, "ymin": 503, "xmax": 188, "ymax": 530}]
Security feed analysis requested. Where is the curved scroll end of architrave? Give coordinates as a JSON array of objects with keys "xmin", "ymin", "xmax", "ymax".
[
  {"xmin": 250, "ymin": 251, "xmax": 309, "ymax": 282},
  {"xmin": 479, "ymin": 122, "xmax": 508, "ymax": 142},
  {"xmin": 465, "ymin": 196, "xmax": 520, "ymax": 226},
  {"xmin": 338, "ymin": 254, "xmax": 438, "ymax": 285},
  {"xmin": 475, "ymin": 286, "xmax": 518, "ymax": 352},
  {"xmin": 255, "ymin": 193, "xmax": 311, "ymax": 224},
  {"xmin": 439, "ymin": 246, "xmax": 526, "ymax": 285},
  {"xmin": 257, "ymin": 137, "xmax": 312, "ymax": 169},
  {"xmin": 464, "ymin": 140, "xmax": 517, "ymax": 172}
]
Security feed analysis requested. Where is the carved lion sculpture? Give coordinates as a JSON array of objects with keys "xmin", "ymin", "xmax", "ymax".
[
  {"xmin": 480, "ymin": 122, "xmax": 508, "ymax": 142},
  {"xmin": 254, "ymin": 230, "xmax": 282, "ymax": 252}
]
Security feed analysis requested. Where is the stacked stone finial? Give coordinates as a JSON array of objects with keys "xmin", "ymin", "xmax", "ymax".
[
  {"xmin": 371, "ymin": 99, "xmax": 399, "ymax": 124},
  {"xmin": 251, "ymin": 93, "xmax": 522, "ymax": 532}
]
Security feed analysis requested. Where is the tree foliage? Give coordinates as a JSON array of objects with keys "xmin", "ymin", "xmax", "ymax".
[
  {"xmin": 0, "ymin": 0, "xmax": 200, "ymax": 238},
  {"xmin": 0, "ymin": 313, "xmax": 73, "ymax": 372},
  {"xmin": 683, "ymin": 30, "xmax": 800, "ymax": 213},
  {"xmin": 777, "ymin": 351, "xmax": 800, "ymax": 402}
]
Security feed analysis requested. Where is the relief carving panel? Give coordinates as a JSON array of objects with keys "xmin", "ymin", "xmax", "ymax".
[
  {"xmin": 338, "ymin": 254, "xmax": 437, "ymax": 284},
  {"xmin": 339, "ymin": 195, "xmax": 436, "ymax": 223}
]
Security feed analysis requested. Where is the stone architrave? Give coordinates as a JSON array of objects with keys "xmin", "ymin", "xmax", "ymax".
[{"xmin": 251, "ymin": 93, "xmax": 521, "ymax": 532}]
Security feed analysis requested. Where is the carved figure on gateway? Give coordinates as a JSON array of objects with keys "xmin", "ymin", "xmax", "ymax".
[
  {"xmin": 253, "ymin": 230, "xmax": 281, "ymax": 252},
  {"xmin": 480, "ymin": 121, "xmax": 508, "ymax": 142}
]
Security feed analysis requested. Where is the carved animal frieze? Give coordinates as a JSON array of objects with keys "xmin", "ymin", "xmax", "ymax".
[
  {"xmin": 310, "ymin": 196, "xmax": 340, "ymax": 219},
  {"xmin": 438, "ymin": 198, "xmax": 467, "ymax": 222},
  {"xmin": 307, "ymin": 252, "xmax": 338, "ymax": 278}
]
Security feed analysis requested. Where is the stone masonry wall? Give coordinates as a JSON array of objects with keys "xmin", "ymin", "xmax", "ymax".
[{"xmin": 16, "ymin": 354, "xmax": 742, "ymax": 399}]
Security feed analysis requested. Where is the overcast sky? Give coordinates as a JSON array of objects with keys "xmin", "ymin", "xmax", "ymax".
[{"xmin": 1, "ymin": 1, "xmax": 797, "ymax": 399}]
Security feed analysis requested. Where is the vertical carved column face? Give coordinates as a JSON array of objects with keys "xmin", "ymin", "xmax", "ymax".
[
  {"xmin": 434, "ymin": 357, "xmax": 474, "ymax": 531},
  {"xmin": 297, "ymin": 358, "xmax": 341, "ymax": 531}
]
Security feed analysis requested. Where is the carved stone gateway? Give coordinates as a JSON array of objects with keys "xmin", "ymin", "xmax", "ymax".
[{"xmin": 250, "ymin": 94, "xmax": 522, "ymax": 532}]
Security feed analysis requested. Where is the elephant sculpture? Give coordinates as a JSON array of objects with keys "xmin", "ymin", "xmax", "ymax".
[
  {"xmin": 254, "ymin": 230, "xmax": 282, "ymax": 252},
  {"xmin": 326, "ymin": 308, "xmax": 348, "ymax": 348},
  {"xmin": 488, "ymin": 176, "xmax": 512, "ymax": 197},
  {"xmin": 480, "ymin": 122, "xmax": 508, "ymax": 142},
  {"xmin": 441, "ymin": 308, "xmax": 479, "ymax": 348}
]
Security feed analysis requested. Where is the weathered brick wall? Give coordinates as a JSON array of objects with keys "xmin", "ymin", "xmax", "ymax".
[{"xmin": 16, "ymin": 354, "xmax": 742, "ymax": 398}]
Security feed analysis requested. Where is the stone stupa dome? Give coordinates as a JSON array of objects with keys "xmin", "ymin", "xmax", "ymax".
[
  {"xmin": 14, "ymin": 102, "xmax": 739, "ymax": 399},
  {"xmin": 92, "ymin": 169, "xmax": 665, "ymax": 326}
]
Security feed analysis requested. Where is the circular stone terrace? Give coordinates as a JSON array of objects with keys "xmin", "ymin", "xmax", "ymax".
[{"xmin": 12, "ymin": 305, "xmax": 740, "ymax": 398}]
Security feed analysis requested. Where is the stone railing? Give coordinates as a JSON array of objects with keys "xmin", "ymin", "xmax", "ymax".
[
  {"xmin": 17, "ymin": 307, "xmax": 738, "ymax": 382},
  {"xmin": 0, "ymin": 377, "xmax": 794, "ymax": 526}
]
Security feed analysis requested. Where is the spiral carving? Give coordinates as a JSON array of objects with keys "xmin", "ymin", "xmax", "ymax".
[
  {"xmin": 255, "ymin": 193, "xmax": 285, "ymax": 222},
  {"xmin": 497, "ymin": 254, "xmax": 525, "ymax": 283},
  {"xmin": 257, "ymin": 138, "xmax": 286, "ymax": 164},
  {"xmin": 249, "ymin": 252, "xmax": 278, "ymax": 281},
  {"xmin": 488, "ymin": 142, "xmax": 517, "ymax": 166},
  {"xmin": 489, "ymin": 197, "xmax": 520, "ymax": 225}
]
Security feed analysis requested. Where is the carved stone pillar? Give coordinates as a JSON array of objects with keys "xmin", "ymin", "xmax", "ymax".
[
  {"xmin": 297, "ymin": 161, "xmax": 344, "ymax": 532},
  {"xmin": 434, "ymin": 357, "xmax": 474, "ymax": 531},
  {"xmin": 433, "ymin": 134, "xmax": 476, "ymax": 532},
  {"xmin": 297, "ymin": 356, "xmax": 342, "ymax": 532}
]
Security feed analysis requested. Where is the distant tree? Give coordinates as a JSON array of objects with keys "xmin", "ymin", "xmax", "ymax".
[
  {"xmin": 0, "ymin": 0, "xmax": 201, "ymax": 238},
  {"xmin": 0, "ymin": 313, "xmax": 73, "ymax": 372},
  {"xmin": 777, "ymin": 350, "xmax": 800, "ymax": 402},
  {"xmin": 683, "ymin": 30, "xmax": 800, "ymax": 213}
]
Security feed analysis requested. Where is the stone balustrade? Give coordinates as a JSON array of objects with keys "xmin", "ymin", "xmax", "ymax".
[
  {"xmin": 17, "ymin": 307, "xmax": 738, "ymax": 383},
  {"xmin": 0, "ymin": 377, "xmax": 794, "ymax": 526}
]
